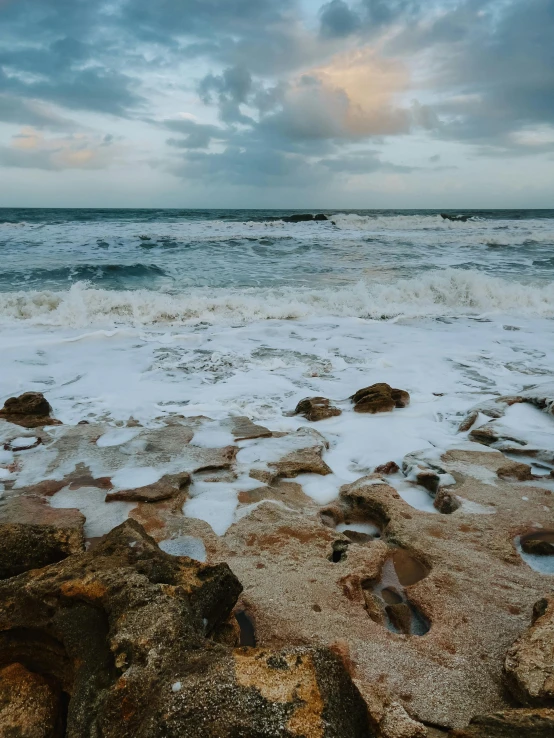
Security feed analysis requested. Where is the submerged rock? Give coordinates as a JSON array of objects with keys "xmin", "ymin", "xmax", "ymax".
[
  {"xmin": 282, "ymin": 213, "xmax": 328, "ymax": 222},
  {"xmin": 351, "ymin": 383, "xmax": 410, "ymax": 414},
  {"xmin": 441, "ymin": 213, "xmax": 470, "ymax": 222},
  {"xmin": 0, "ymin": 519, "xmax": 371, "ymax": 737},
  {"xmin": 294, "ymin": 396, "xmax": 342, "ymax": 422},
  {"xmin": 504, "ymin": 596, "xmax": 554, "ymax": 706},
  {"xmin": 0, "ymin": 392, "xmax": 61, "ymax": 428}
]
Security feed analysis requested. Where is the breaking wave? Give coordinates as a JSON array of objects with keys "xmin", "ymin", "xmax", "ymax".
[{"xmin": 0, "ymin": 270, "xmax": 553, "ymax": 327}]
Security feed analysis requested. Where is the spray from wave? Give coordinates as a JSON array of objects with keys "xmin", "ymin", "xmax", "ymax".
[{"xmin": 0, "ymin": 270, "xmax": 553, "ymax": 328}]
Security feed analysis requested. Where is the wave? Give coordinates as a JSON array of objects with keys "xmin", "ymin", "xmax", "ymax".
[
  {"xmin": 0, "ymin": 270, "xmax": 553, "ymax": 327},
  {"xmin": 1, "ymin": 263, "xmax": 168, "ymax": 285}
]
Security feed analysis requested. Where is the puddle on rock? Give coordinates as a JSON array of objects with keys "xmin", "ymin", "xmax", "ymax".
[
  {"xmin": 363, "ymin": 552, "xmax": 431, "ymax": 636},
  {"xmin": 235, "ymin": 611, "xmax": 256, "ymax": 647}
]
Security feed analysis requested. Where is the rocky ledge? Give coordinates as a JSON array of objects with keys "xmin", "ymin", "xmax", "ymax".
[{"xmin": 1, "ymin": 389, "xmax": 554, "ymax": 736}]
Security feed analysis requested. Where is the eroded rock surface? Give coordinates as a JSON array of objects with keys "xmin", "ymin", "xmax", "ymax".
[
  {"xmin": 0, "ymin": 519, "xmax": 371, "ymax": 737},
  {"xmin": 505, "ymin": 596, "xmax": 554, "ymax": 706},
  {"xmin": 0, "ymin": 662, "xmax": 64, "ymax": 737}
]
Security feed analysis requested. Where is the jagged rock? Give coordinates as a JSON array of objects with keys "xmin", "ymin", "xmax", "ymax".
[
  {"xmin": 0, "ymin": 521, "xmax": 85, "ymax": 580},
  {"xmin": 374, "ymin": 461, "xmax": 400, "ymax": 475},
  {"xmin": 0, "ymin": 392, "xmax": 61, "ymax": 429},
  {"xmin": 351, "ymin": 384, "xmax": 410, "ymax": 414},
  {"xmin": 226, "ymin": 416, "xmax": 272, "ymax": 441},
  {"xmin": 0, "ymin": 519, "xmax": 371, "ymax": 737},
  {"xmin": 497, "ymin": 462, "xmax": 534, "ymax": 481},
  {"xmin": 0, "ymin": 662, "xmax": 64, "ymax": 737},
  {"xmin": 504, "ymin": 596, "xmax": 554, "ymax": 706},
  {"xmin": 294, "ymin": 396, "xmax": 342, "ymax": 422},
  {"xmin": 434, "ymin": 488, "xmax": 461, "ymax": 514},
  {"xmin": 106, "ymin": 472, "xmax": 191, "ymax": 503},
  {"xmin": 450, "ymin": 708, "xmax": 554, "ymax": 737},
  {"xmin": 402, "ymin": 451, "xmax": 445, "ymax": 496}
]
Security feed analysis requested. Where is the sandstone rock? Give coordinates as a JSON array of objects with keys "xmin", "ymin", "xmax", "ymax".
[
  {"xmin": 0, "ymin": 392, "xmax": 61, "ymax": 428},
  {"xmin": 451, "ymin": 708, "xmax": 554, "ymax": 737},
  {"xmin": 434, "ymin": 488, "xmax": 461, "ymax": 514},
  {"xmin": 245, "ymin": 427, "xmax": 332, "ymax": 484},
  {"xmin": 294, "ymin": 396, "xmax": 342, "ymax": 422},
  {"xmin": 504, "ymin": 596, "xmax": 554, "ymax": 706},
  {"xmin": 226, "ymin": 416, "xmax": 272, "ymax": 441},
  {"xmin": 106, "ymin": 473, "xmax": 191, "ymax": 503},
  {"xmin": 351, "ymin": 383, "xmax": 410, "ymax": 414},
  {"xmin": 497, "ymin": 462, "xmax": 534, "ymax": 481},
  {"xmin": 374, "ymin": 461, "xmax": 400, "ymax": 475},
  {"xmin": 0, "ymin": 662, "xmax": 63, "ymax": 737},
  {"xmin": 0, "ymin": 519, "xmax": 371, "ymax": 737}
]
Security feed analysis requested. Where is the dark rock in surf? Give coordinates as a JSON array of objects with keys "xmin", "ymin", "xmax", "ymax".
[
  {"xmin": 441, "ymin": 213, "xmax": 470, "ymax": 223},
  {"xmin": 283, "ymin": 213, "xmax": 328, "ymax": 223},
  {"xmin": 0, "ymin": 392, "xmax": 61, "ymax": 429},
  {"xmin": 294, "ymin": 396, "xmax": 342, "ymax": 422},
  {"xmin": 351, "ymin": 383, "xmax": 410, "ymax": 414}
]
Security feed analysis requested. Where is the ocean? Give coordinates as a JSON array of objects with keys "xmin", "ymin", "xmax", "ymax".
[{"xmin": 1, "ymin": 208, "xmax": 554, "ymax": 520}]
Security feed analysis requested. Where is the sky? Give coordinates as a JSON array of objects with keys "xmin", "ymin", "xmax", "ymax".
[{"xmin": 0, "ymin": 0, "xmax": 553, "ymax": 208}]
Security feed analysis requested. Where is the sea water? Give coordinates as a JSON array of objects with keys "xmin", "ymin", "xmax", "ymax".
[{"xmin": 1, "ymin": 208, "xmax": 554, "ymax": 527}]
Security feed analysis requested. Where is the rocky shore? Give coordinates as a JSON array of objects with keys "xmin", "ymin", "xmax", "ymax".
[{"xmin": 0, "ymin": 386, "xmax": 553, "ymax": 737}]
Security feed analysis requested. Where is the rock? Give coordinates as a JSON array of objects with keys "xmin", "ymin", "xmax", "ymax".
[
  {"xmin": 441, "ymin": 213, "xmax": 470, "ymax": 222},
  {"xmin": 374, "ymin": 461, "xmax": 400, "ymax": 475},
  {"xmin": 450, "ymin": 708, "xmax": 554, "ymax": 737},
  {"xmin": 0, "ymin": 519, "xmax": 371, "ymax": 737},
  {"xmin": 106, "ymin": 473, "xmax": 191, "ymax": 503},
  {"xmin": 351, "ymin": 383, "xmax": 410, "ymax": 414},
  {"xmin": 0, "ymin": 392, "xmax": 61, "ymax": 429},
  {"xmin": 504, "ymin": 596, "xmax": 554, "ymax": 706},
  {"xmin": 458, "ymin": 410, "xmax": 479, "ymax": 432},
  {"xmin": 283, "ymin": 213, "xmax": 327, "ymax": 222},
  {"xmin": 294, "ymin": 396, "xmax": 342, "ymax": 422},
  {"xmin": 0, "ymin": 662, "xmax": 64, "ymax": 737},
  {"xmin": 226, "ymin": 416, "xmax": 272, "ymax": 441},
  {"xmin": 434, "ymin": 488, "xmax": 461, "ymax": 514},
  {"xmin": 245, "ymin": 427, "xmax": 332, "ymax": 484},
  {"xmin": 497, "ymin": 462, "xmax": 534, "ymax": 481},
  {"xmin": 0, "ymin": 521, "xmax": 85, "ymax": 580},
  {"xmin": 521, "ymin": 535, "xmax": 554, "ymax": 556},
  {"xmin": 386, "ymin": 602, "xmax": 413, "ymax": 636}
]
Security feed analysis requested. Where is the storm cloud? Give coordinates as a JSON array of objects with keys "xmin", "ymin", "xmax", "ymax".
[{"xmin": 0, "ymin": 0, "xmax": 552, "ymax": 203}]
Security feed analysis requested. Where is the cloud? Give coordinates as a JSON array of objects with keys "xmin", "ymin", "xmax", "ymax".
[
  {"xmin": 0, "ymin": 94, "xmax": 82, "ymax": 130},
  {"xmin": 319, "ymin": 1, "xmax": 361, "ymax": 39},
  {"xmin": 165, "ymin": 118, "xmax": 227, "ymax": 149},
  {"xmin": 0, "ymin": 127, "xmax": 123, "ymax": 170}
]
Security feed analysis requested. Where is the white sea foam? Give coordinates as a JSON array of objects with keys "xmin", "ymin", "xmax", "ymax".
[{"xmin": 0, "ymin": 270, "xmax": 553, "ymax": 327}]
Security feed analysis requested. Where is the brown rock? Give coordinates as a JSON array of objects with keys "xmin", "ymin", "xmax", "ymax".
[
  {"xmin": 434, "ymin": 488, "xmax": 461, "ymax": 514},
  {"xmin": 0, "ymin": 519, "xmax": 371, "ymax": 737},
  {"xmin": 0, "ymin": 392, "xmax": 61, "ymax": 428},
  {"xmin": 106, "ymin": 473, "xmax": 191, "ymax": 503},
  {"xmin": 451, "ymin": 708, "xmax": 554, "ymax": 737},
  {"xmin": 0, "ymin": 662, "xmax": 63, "ymax": 737},
  {"xmin": 504, "ymin": 596, "xmax": 554, "ymax": 706},
  {"xmin": 351, "ymin": 383, "xmax": 410, "ymax": 413},
  {"xmin": 0, "ymin": 521, "xmax": 85, "ymax": 580},
  {"xmin": 386, "ymin": 602, "xmax": 413, "ymax": 636},
  {"xmin": 374, "ymin": 461, "xmax": 400, "ymax": 475},
  {"xmin": 521, "ymin": 535, "xmax": 554, "ymax": 556},
  {"xmin": 497, "ymin": 462, "xmax": 534, "ymax": 481},
  {"xmin": 294, "ymin": 396, "xmax": 342, "ymax": 422}
]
